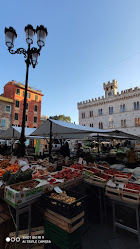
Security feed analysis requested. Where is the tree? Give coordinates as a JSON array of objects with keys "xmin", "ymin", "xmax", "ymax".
[{"xmin": 49, "ymin": 115, "xmax": 71, "ymax": 123}]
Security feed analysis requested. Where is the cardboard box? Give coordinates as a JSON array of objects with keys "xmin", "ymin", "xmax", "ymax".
[{"xmin": 4, "ymin": 179, "xmax": 48, "ymax": 207}]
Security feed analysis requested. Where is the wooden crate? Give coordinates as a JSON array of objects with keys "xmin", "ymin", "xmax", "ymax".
[
  {"xmin": 9, "ymin": 226, "xmax": 44, "ymax": 238},
  {"xmin": 45, "ymin": 209, "xmax": 84, "ymax": 233},
  {"xmin": 105, "ymin": 186, "xmax": 121, "ymax": 200},
  {"xmin": 114, "ymin": 176, "xmax": 129, "ymax": 183},
  {"xmin": 120, "ymin": 189, "xmax": 140, "ymax": 204},
  {"xmin": 83, "ymin": 177, "xmax": 106, "ymax": 187},
  {"xmin": 52, "ymin": 176, "xmax": 83, "ymax": 189}
]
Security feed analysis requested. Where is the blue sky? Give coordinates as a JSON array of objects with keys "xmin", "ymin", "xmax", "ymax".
[{"xmin": 1, "ymin": 0, "xmax": 140, "ymax": 124}]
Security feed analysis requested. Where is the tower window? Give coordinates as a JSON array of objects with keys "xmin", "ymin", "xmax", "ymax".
[{"xmin": 109, "ymin": 107, "xmax": 113, "ymax": 114}]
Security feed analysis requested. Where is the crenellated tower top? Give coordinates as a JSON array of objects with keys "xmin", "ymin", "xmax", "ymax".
[{"xmin": 103, "ymin": 79, "xmax": 118, "ymax": 98}]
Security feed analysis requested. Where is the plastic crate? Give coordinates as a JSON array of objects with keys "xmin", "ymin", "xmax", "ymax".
[
  {"xmin": 43, "ymin": 190, "xmax": 86, "ymax": 218},
  {"xmin": 44, "ymin": 220, "xmax": 82, "ymax": 249}
]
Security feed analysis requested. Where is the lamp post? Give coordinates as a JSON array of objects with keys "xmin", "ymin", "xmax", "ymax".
[{"xmin": 5, "ymin": 25, "xmax": 48, "ymax": 157}]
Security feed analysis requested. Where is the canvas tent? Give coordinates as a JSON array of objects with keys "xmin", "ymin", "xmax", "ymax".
[
  {"xmin": 31, "ymin": 119, "xmax": 139, "ymax": 140},
  {"xmin": 0, "ymin": 127, "xmax": 37, "ymax": 140},
  {"xmin": 31, "ymin": 119, "xmax": 139, "ymax": 160},
  {"xmin": 31, "ymin": 119, "xmax": 112, "ymax": 139}
]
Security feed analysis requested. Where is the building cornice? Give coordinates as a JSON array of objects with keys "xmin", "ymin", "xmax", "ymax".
[
  {"xmin": 5, "ymin": 81, "xmax": 44, "ymax": 96},
  {"xmin": 0, "ymin": 96, "xmax": 13, "ymax": 103},
  {"xmin": 77, "ymin": 89, "xmax": 140, "ymax": 109}
]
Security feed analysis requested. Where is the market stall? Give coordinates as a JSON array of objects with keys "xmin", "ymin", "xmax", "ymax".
[
  {"xmin": 30, "ymin": 119, "xmax": 113, "ymax": 161},
  {"xmin": 1, "ymin": 154, "xmax": 140, "ymax": 248},
  {"xmin": 1, "ymin": 121, "xmax": 140, "ymax": 248}
]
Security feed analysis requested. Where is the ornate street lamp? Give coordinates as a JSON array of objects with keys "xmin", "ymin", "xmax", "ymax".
[{"xmin": 5, "ymin": 24, "xmax": 48, "ymax": 157}]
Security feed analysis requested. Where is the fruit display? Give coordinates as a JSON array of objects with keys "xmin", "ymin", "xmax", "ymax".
[
  {"xmin": 50, "ymin": 191, "xmax": 77, "ymax": 204},
  {"xmin": 47, "ymin": 178, "xmax": 57, "ymax": 185},
  {"xmin": 95, "ymin": 172, "xmax": 110, "ymax": 181},
  {"xmin": 103, "ymin": 168, "xmax": 119, "ymax": 177},
  {"xmin": 88, "ymin": 168, "xmax": 100, "ymax": 174},
  {"xmin": 70, "ymin": 164, "xmax": 84, "ymax": 171},
  {"xmin": 123, "ymin": 183, "xmax": 140, "ymax": 194},
  {"xmin": 0, "ymin": 160, "xmax": 11, "ymax": 169},
  {"xmin": 0, "ymin": 160, "xmax": 19, "ymax": 177},
  {"xmin": 32, "ymin": 169, "xmax": 49, "ymax": 179},
  {"xmin": 115, "ymin": 172, "xmax": 132, "ymax": 179},
  {"xmin": 10, "ymin": 180, "xmax": 39, "ymax": 192},
  {"xmin": 52, "ymin": 168, "xmax": 82, "ymax": 181},
  {"xmin": 2, "ymin": 168, "xmax": 33, "ymax": 185}
]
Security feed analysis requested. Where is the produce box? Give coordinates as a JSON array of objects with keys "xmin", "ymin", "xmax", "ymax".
[
  {"xmin": 114, "ymin": 172, "xmax": 132, "ymax": 183},
  {"xmin": 43, "ymin": 190, "xmax": 86, "ymax": 218},
  {"xmin": 83, "ymin": 168, "xmax": 109, "ymax": 186},
  {"xmin": 44, "ymin": 220, "xmax": 82, "ymax": 249},
  {"xmin": 82, "ymin": 168, "xmax": 97, "ymax": 179},
  {"xmin": 4, "ymin": 179, "xmax": 48, "ymax": 206},
  {"xmin": 52, "ymin": 167, "xmax": 82, "ymax": 181},
  {"xmin": 83, "ymin": 177, "xmax": 106, "ymax": 187},
  {"xmin": 120, "ymin": 183, "xmax": 140, "ymax": 204},
  {"xmin": 45, "ymin": 209, "xmax": 84, "ymax": 233},
  {"xmin": 63, "ymin": 177, "xmax": 83, "ymax": 189},
  {"xmin": 105, "ymin": 185, "xmax": 121, "ymax": 200}
]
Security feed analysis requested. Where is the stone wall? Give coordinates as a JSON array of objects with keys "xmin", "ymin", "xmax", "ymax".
[{"xmin": 78, "ymin": 81, "xmax": 140, "ymax": 136}]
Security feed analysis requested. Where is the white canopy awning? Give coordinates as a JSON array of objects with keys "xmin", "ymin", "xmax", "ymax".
[
  {"xmin": 31, "ymin": 119, "xmax": 111, "ymax": 139},
  {"xmin": 0, "ymin": 126, "xmax": 37, "ymax": 140},
  {"xmin": 31, "ymin": 119, "xmax": 139, "ymax": 140}
]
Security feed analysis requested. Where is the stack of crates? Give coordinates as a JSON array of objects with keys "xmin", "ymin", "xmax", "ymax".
[
  {"xmin": 44, "ymin": 190, "xmax": 86, "ymax": 249},
  {"xmin": 44, "ymin": 220, "xmax": 82, "ymax": 249}
]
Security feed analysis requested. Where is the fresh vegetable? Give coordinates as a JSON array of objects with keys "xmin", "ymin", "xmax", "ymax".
[
  {"xmin": 2, "ymin": 168, "xmax": 33, "ymax": 184},
  {"xmin": 50, "ymin": 191, "xmax": 77, "ymax": 204}
]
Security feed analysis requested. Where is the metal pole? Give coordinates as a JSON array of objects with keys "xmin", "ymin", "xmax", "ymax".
[
  {"xmin": 99, "ymin": 187, "xmax": 103, "ymax": 224},
  {"xmin": 15, "ymin": 207, "xmax": 19, "ymax": 249},
  {"xmin": 112, "ymin": 199, "xmax": 116, "ymax": 233},
  {"xmin": 49, "ymin": 120, "xmax": 52, "ymax": 162},
  {"xmin": 136, "ymin": 205, "xmax": 140, "ymax": 243},
  {"xmin": 19, "ymin": 44, "xmax": 30, "ymax": 157},
  {"xmin": 12, "ymin": 127, "xmax": 14, "ymax": 154},
  {"xmin": 97, "ymin": 134, "xmax": 99, "ymax": 155}
]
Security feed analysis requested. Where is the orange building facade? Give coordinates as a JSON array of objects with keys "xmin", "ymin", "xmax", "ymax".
[{"xmin": 3, "ymin": 81, "xmax": 43, "ymax": 128}]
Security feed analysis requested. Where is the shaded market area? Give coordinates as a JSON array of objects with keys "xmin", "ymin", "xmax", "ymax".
[{"xmin": 0, "ymin": 120, "xmax": 140, "ymax": 249}]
